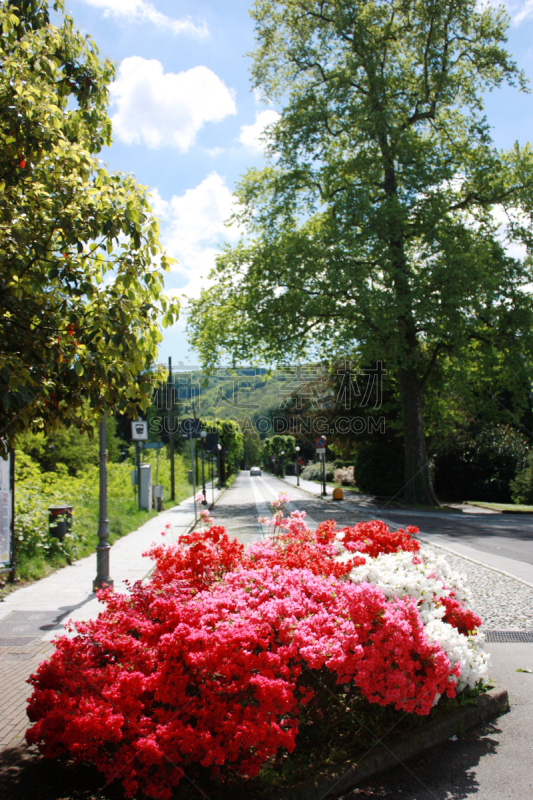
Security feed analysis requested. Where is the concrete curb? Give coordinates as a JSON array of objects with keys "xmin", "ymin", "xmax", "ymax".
[{"xmin": 271, "ymin": 686, "xmax": 509, "ymax": 800}]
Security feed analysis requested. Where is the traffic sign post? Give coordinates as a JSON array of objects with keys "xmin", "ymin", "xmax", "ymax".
[{"xmin": 131, "ymin": 421, "xmax": 148, "ymax": 511}]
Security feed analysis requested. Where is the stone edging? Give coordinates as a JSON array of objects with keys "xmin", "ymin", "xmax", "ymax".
[{"xmin": 271, "ymin": 686, "xmax": 508, "ymax": 800}]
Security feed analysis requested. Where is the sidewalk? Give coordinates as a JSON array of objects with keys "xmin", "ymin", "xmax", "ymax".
[{"xmin": 0, "ymin": 485, "xmax": 223, "ymax": 755}]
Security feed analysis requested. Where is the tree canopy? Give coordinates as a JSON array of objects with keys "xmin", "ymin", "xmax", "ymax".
[
  {"xmin": 188, "ymin": 0, "xmax": 533, "ymax": 504},
  {"xmin": 0, "ymin": 0, "xmax": 179, "ymax": 455}
]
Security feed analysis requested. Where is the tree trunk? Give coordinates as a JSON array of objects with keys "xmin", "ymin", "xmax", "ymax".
[{"xmin": 398, "ymin": 366, "xmax": 439, "ymax": 506}]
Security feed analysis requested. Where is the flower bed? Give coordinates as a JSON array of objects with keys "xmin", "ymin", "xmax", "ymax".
[{"xmin": 26, "ymin": 499, "xmax": 488, "ymax": 799}]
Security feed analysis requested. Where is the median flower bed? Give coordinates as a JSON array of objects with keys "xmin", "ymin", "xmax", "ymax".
[{"xmin": 26, "ymin": 501, "xmax": 488, "ymax": 799}]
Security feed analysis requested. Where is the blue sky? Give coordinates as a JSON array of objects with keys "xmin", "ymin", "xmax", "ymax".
[{"xmin": 62, "ymin": 0, "xmax": 533, "ymax": 364}]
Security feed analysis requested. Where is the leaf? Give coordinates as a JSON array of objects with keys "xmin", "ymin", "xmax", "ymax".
[{"xmin": 516, "ymin": 668, "xmax": 533, "ymax": 673}]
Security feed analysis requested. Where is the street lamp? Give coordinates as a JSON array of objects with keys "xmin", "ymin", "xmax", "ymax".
[
  {"xmin": 280, "ymin": 450, "xmax": 285, "ymax": 479},
  {"xmin": 295, "ymin": 446, "xmax": 300, "ymax": 486},
  {"xmin": 200, "ymin": 430, "xmax": 208, "ymax": 504},
  {"xmin": 217, "ymin": 442, "xmax": 222, "ymax": 490},
  {"xmin": 93, "ymin": 417, "xmax": 113, "ymax": 591}
]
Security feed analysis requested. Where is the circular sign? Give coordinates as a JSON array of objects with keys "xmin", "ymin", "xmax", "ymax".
[{"xmin": 315, "ymin": 436, "xmax": 327, "ymax": 448}]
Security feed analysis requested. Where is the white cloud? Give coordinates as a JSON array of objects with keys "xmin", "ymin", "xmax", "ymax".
[
  {"xmin": 82, "ymin": 0, "xmax": 208, "ymax": 35},
  {"xmin": 151, "ymin": 173, "xmax": 242, "ymax": 303},
  {"xmin": 513, "ymin": 1, "xmax": 533, "ymax": 22},
  {"xmin": 238, "ymin": 109, "xmax": 280, "ymax": 152},
  {"xmin": 478, "ymin": 1, "xmax": 533, "ymax": 24},
  {"xmin": 110, "ymin": 58, "xmax": 236, "ymax": 150}
]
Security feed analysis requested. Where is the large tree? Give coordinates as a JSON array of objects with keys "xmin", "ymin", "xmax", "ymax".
[
  {"xmin": 0, "ymin": 0, "xmax": 179, "ymax": 455},
  {"xmin": 188, "ymin": 0, "xmax": 533, "ymax": 504}
]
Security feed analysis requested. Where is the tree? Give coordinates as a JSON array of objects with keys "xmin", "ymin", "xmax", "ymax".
[
  {"xmin": 241, "ymin": 423, "xmax": 262, "ymax": 466},
  {"xmin": 0, "ymin": 0, "xmax": 179, "ymax": 455},
  {"xmin": 188, "ymin": 0, "xmax": 533, "ymax": 505},
  {"xmin": 261, "ymin": 434, "xmax": 295, "ymax": 472},
  {"xmin": 16, "ymin": 415, "xmax": 122, "ymax": 474}
]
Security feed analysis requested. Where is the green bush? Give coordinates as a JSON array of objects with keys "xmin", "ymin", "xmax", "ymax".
[
  {"xmin": 353, "ymin": 441, "xmax": 405, "ymax": 497},
  {"xmin": 434, "ymin": 424, "xmax": 529, "ymax": 503},
  {"xmin": 510, "ymin": 452, "xmax": 533, "ymax": 504},
  {"xmin": 300, "ymin": 462, "xmax": 336, "ymax": 482},
  {"xmin": 12, "ymin": 449, "xmax": 192, "ymax": 583}
]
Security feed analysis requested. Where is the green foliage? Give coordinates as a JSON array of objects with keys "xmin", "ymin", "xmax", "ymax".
[
  {"xmin": 0, "ymin": 0, "xmax": 179, "ymax": 454},
  {"xmin": 15, "ymin": 416, "xmax": 123, "ymax": 475},
  {"xmin": 510, "ymin": 452, "xmax": 533, "ymax": 505},
  {"xmin": 353, "ymin": 441, "xmax": 405, "ymax": 498},
  {"xmin": 300, "ymin": 461, "xmax": 335, "ymax": 482},
  {"xmin": 12, "ymin": 448, "xmax": 191, "ymax": 582},
  {"xmin": 241, "ymin": 423, "xmax": 261, "ymax": 466},
  {"xmin": 199, "ymin": 417, "xmax": 244, "ymax": 476},
  {"xmin": 261, "ymin": 434, "xmax": 296, "ymax": 468},
  {"xmin": 435, "ymin": 424, "xmax": 530, "ymax": 503},
  {"xmin": 187, "ymin": 0, "xmax": 533, "ymax": 505}
]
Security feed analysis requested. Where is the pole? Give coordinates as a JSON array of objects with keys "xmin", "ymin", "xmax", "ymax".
[
  {"xmin": 168, "ymin": 356, "xmax": 175, "ymax": 502},
  {"xmin": 201, "ymin": 443, "xmax": 207, "ymax": 504},
  {"xmin": 136, "ymin": 441, "xmax": 141, "ymax": 510},
  {"xmin": 322, "ymin": 451, "xmax": 327, "ymax": 496},
  {"xmin": 93, "ymin": 417, "xmax": 113, "ymax": 590},
  {"xmin": 210, "ymin": 453, "xmax": 214, "ymax": 505},
  {"xmin": 217, "ymin": 445, "xmax": 222, "ymax": 490},
  {"xmin": 189, "ymin": 427, "xmax": 197, "ymax": 524},
  {"xmin": 9, "ymin": 449, "xmax": 16, "ymax": 583}
]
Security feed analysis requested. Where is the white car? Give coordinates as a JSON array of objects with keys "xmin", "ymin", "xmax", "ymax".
[{"xmin": 250, "ymin": 466, "xmax": 262, "ymax": 476}]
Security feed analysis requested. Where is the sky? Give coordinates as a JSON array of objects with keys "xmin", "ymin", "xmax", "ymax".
[{"xmin": 60, "ymin": 0, "xmax": 533, "ymax": 366}]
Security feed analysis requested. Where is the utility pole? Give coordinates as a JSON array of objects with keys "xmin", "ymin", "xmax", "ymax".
[{"xmin": 168, "ymin": 356, "xmax": 175, "ymax": 502}]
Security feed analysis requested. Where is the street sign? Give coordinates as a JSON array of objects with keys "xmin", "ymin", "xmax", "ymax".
[
  {"xmin": 143, "ymin": 441, "xmax": 165, "ymax": 450},
  {"xmin": 131, "ymin": 421, "xmax": 148, "ymax": 441},
  {"xmin": 181, "ymin": 418, "xmax": 202, "ymax": 438},
  {"xmin": 315, "ymin": 436, "xmax": 327, "ymax": 449},
  {"xmin": 271, "ymin": 456, "xmax": 276, "ymax": 462},
  {"xmin": 316, "ymin": 447, "xmax": 326, "ymax": 455}
]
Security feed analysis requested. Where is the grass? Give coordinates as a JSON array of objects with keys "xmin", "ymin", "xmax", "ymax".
[{"xmin": 465, "ymin": 501, "xmax": 533, "ymax": 513}]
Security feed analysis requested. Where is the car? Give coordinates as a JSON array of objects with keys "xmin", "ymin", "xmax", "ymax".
[{"xmin": 250, "ymin": 466, "xmax": 262, "ymax": 476}]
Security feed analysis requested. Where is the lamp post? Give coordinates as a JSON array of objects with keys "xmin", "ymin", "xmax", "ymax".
[
  {"xmin": 280, "ymin": 450, "xmax": 285, "ymax": 479},
  {"xmin": 295, "ymin": 446, "xmax": 300, "ymax": 486},
  {"xmin": 200, "ymin": 430, "xmax": 207, "ymax": 504},
  {"xmin": 217, "ymin": 443, "xmax": 222, "ymax": 490},
  {"xmin": 93, "ymin": 417, "xmax": 113, "ymax": 591}
]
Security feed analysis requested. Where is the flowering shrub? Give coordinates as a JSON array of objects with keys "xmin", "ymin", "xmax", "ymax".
[
  {"xmin": 339, "ymin": 518, "xmax": 421, "ymax": 557},
  {"xmin": 335, "ymin": 465, "xmax": 356, "ymax": 486},
  {"xmin": 26, "ymin": 496, "xmax": 487, "ymax": 798}
]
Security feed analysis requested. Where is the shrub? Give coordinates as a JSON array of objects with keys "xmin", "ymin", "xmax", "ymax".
[
  {"xmin": 300, "ymin": 461, "xmax": 335, "ymax": 481},
  {"xmin": 510, "ymin": 452, "xmax": 533, "ymax": 504},
  {"xmin": 335, "ymin": 465, "xmax": 356, "ymax": 486},
  {"xmin": 434, "ymin": 424, "xmax": 529, "ymax": 502},
  {"xmin": 353, "ymin": 440, "xmax": 405, "ymax": 497},
  {"xmin": 26, "ymin": 500, "xmax": 487, "ymax": 799}
]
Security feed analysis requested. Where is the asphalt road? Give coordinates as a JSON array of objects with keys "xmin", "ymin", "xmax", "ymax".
[
  {"xmin": 218, "ymin": 472, "xmax": 533, "ymax": 584},
  {"xmin": 362, "ymin": 505, "xmax": 533, "ymax": 567}
]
